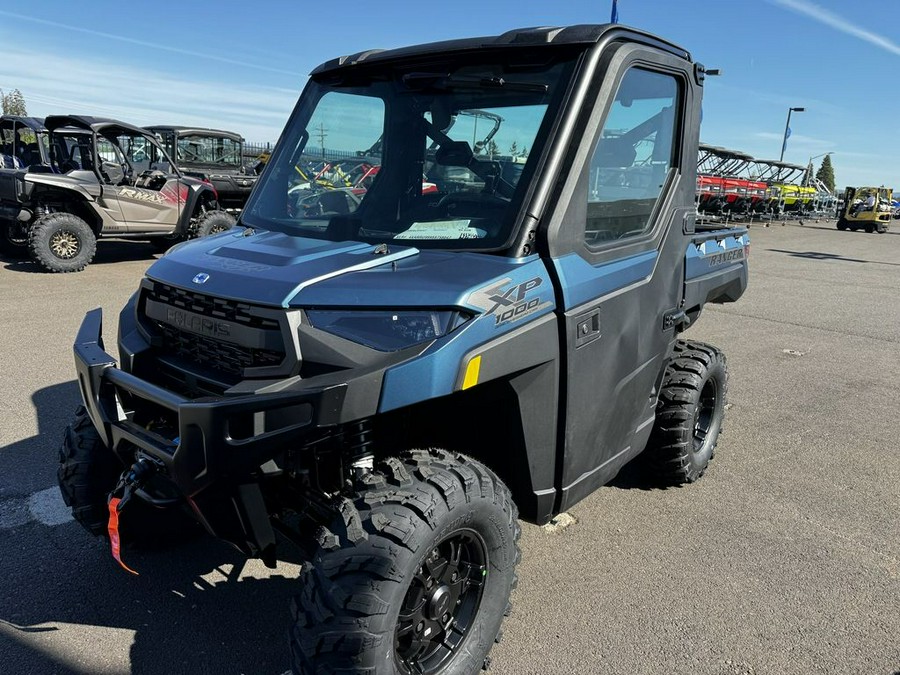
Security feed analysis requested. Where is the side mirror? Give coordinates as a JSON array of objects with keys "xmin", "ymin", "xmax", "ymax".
[{"xmin": 100, "ymin": 160, "xmax": 125, "ymax": 185}]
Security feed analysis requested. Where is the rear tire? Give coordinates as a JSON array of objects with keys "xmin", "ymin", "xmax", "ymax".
[
  {"xmin": 28, "ymin": 212, "xmax": 96, "ymax": 272},
  {"xmin": 643, "ymin": 340, "xmax": 727, "ymax": 485},
  {"xmin": 290, "ymin": 449, "xmax": 520, "ymax": 675},
  {"xmin": 836, "ymin": 218, "xmax": 848, "ymax": 231},
  {"xmin": 0, "ymin": 217, "xmax": 30, "ymax": 258},
  {"xmin": 191, "ymin": 210, "xmax": 235, "ymax": 238},
  {"xmin": 58, "ymin": 406, "xmax": 200, "ymax": 547}
]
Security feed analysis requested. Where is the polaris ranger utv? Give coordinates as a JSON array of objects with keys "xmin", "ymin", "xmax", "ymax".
[
  {"xmin": 60, "ymin": 24, "xmax": 748, "ymax": 674},
  {"xmin": 146, "ymin": 125, "xmax": 258, "ymax": 212},
  {"xmin": 0, "ymin": 115, "xmax": 235, "ymax": 271}
]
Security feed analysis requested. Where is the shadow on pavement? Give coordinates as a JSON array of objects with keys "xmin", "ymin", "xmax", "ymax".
[
  {"xmin": 0, "ymin": 530, "xmax": 302, "ymax": 674},
  {"xmin": 0, "ymin": 381, "xmax": 82, "ymax": 493},
  {"xmin": 0, "ymin": 380, "xmax": 305, "ymax": 674},
  {"xmin": 608, "ymin": 455, "xmax": 663, "ymax": 491},
  {"xmin": 790, "ymin": 223, "xmax": 899, "ymax": 235},
  {"xmin": 1, "ymin": 240, "xmax": 160, "ymax": 273},
  {"xmin": 767, "ymin": 248, "xmax": 900, "ymax": 267}
]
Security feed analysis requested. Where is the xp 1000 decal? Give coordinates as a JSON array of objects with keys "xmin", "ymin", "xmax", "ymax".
[{"xmin": 468, "ymin": 276, "xmax": 552, "ymax": 327}]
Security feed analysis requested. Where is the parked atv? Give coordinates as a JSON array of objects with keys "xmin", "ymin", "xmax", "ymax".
[
  {"xmin": 59, "ymin": 25, "xmax": 749, "ymax": 674},
  {"xmin": 147, "ymin": 126, "xmax": 258, "ymax": 212},
  {"xmin": 0, "ymin": 116, "xmax": 54, "ymax": 254},
  {"xmin": 0, "ymin": 115, "xmax": 235, "ymax": 271},
  {"xmin": 0, "ymin": 115, "xmax": 52, "ymax": 169}
]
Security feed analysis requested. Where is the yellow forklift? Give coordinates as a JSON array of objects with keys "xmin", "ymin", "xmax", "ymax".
[{"xmin": 837, "ymin": 186, "xmax": 892, "ymax": 233}]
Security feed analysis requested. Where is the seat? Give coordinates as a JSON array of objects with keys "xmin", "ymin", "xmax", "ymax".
[
  {"xmin": 318, "ymin": 190, "xmax": 352, "ymax": 215},
  {"xmin": 19, "ymin": 143, "xmax": 42, "ymax": 167},
  {"xmin": 591, "ymin": 137, "xmax": 636, "ymax": 170}
]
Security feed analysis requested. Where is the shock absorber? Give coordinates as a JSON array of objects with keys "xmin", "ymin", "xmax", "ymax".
[{"xmin": 346, "ymin": 420, "xmax": 375, "ymax": 478}]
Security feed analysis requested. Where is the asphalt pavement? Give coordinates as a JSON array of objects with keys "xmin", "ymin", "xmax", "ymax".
[{"xmin": 0, "ymin": 221, "xmax": 898, "ymax": 674}]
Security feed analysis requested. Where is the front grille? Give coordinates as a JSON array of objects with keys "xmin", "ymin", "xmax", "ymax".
[
  {"xmin": 147, "ymin": 283, "xmax": 280, "ymax": 331},
  {"xmin": 144, "ymin": 281, "xmax": 286, "ymax": 378},
  {"xmin": 157, "ymin": 323, "xmax": 283, "ymax": 376}
]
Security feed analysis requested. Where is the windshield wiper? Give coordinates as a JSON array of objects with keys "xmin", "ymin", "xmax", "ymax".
[{"xmin": 402, "ymin": 72, "xmax": 548, "ymax": 93}]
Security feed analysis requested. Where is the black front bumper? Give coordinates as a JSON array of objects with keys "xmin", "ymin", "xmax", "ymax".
[{"xmin": 75, "ymin": 307, "xmax": 346, "ymax": 499}]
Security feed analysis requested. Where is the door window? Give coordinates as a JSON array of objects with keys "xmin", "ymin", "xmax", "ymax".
[{"xmin": 586, "ymin": 68, "xmax": 679, "ymax": 246}]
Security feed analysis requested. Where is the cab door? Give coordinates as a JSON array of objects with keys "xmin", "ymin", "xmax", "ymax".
[
  {"xmin": 104, "ymin": 134, "xmax": 180, "ymax": 233},
  {"xmin": 543, "ymin": 43, "xmax": 700, "ymax": 511}
]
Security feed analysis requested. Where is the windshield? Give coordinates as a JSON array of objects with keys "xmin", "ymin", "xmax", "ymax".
[
  {"xmin": 243, "ymin": 50, "xmax": 577, "ymax": 250},
  {"xmin": 176, "ymin": 134, "xmax": 242, "ymax": 166}
]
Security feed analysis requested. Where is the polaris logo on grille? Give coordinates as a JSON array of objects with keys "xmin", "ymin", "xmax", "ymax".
[
  {"xmin": 166, "ymin": 308, "xmax": 231, "ymax": 337},
  {"xmin": 192, "ymin": 272, "xmax": 210, "ymax": 284}
]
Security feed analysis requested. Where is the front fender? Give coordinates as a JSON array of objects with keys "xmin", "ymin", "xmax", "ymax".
[{"xmin": 177, "ymin": 183, "xmax": 218, "ymax": 233}]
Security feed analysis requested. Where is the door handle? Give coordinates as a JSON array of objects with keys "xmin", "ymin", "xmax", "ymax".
[{"xmin": 575, "ymin": 308, "xmax": 601, "ymax": 348}]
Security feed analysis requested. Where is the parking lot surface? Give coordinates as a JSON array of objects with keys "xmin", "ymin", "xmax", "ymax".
[{"xmin": 1, "ymin": 221, "xmax": 898, "ymax": 674}]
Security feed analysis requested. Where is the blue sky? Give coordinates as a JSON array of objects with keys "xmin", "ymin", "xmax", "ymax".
[{"xmin": 0, "ymin": 0, "xmax": 896, "ymax": 189}]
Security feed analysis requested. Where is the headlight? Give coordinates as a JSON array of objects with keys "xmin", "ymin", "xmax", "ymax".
[{"xmin": 305, "ymin": 310, "xmax": 470, "ymax": 351}]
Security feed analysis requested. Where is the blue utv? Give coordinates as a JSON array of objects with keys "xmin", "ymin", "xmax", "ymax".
[{"xmin": 59, "ymin": 23, "xmax": 749, "ymax": 675}]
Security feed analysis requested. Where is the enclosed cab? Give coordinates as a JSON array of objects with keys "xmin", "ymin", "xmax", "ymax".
[
  {"xmin": 147, "ymin": 126, "xmax": 258, "ymax": 211},
  {"xmin": 60, "ymin": 24, "xmax": 748, "ymax": 674}
]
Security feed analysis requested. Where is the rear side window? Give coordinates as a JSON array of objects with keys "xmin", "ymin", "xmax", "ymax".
[{"xmin": 585, "ymin": 68, "xmax": 679, "ymax": 246}]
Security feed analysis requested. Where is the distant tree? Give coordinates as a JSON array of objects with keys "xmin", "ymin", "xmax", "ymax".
[
  {"xmin": 0, "ymin": 88, "xmax": 27, "ymax": 116},
  {"xmin": 508, "ymin": 141, "xmax": 519, "ymax": 156},
  {"xmin": 486, "ymin": 139, "xmax": 499, "ymax": 158},
  {"xmin": 519, "ymin": 145, "xmax": 529, "ymax": 158},
  {"xmin": 815, "ymin": 154, "xmax": 835, "ymax": 193}
]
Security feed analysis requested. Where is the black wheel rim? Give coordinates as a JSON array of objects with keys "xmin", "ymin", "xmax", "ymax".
[
  {"xmin": 5, "ymin": 223, "xmax": 27, "ymax": 246},
  {"xmin": 395, "ymin": 529, "xmax": 488, "ymax": 674},
  {"xmin": 692, "ymin": 378, "xmax": 718, "ymax": 453}
]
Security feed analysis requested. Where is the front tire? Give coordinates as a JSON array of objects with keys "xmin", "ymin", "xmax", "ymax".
[
  {"xmin": 290, "ymin": 449, "xmax": 520, "ymax": 675},
  {"xmin": 836, "ymin": 218, "xmax": 848, "ymax": 231},
  {"xmin": 643, "ymin": 340, "xmax": 728, "ymax": 485},
  {"xmin": 58, "ymin": 406, "xmax": 200, "ymax": 546},
  {"xmin": 28, "ymin": 212, "xmax": 96, "ymax": 272},
  {"xmin": 191, "ymin": 210, "xmax": 236, "ymax": 238}
]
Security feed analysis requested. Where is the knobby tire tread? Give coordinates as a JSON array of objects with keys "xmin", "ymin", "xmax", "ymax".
[
  {"xmin": 290, "ymin": 449, "xmax": 520, "ymax": 675},
  {"xmin": 644, "ymin": 339, "xmax": 728, "ymax": 485}
]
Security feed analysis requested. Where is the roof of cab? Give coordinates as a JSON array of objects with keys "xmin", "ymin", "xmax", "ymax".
[
  {"xmin": 146, "ymin": 125, "xmax": 244, "ymax": 142},
  {"xmin": 310, "ymin": 24, "xmax": 691, "ymax": 76},
  {"xmin": 44, "ymin": 115, "xmax": 152, "ymax": 137},
  {"xmin": 0, "ymin": 116, "xmax": 47, "ymax": 131}
]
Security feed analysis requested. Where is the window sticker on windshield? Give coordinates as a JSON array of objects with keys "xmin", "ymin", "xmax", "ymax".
[{"xmin": 396, "ymin": 220, "xmax": 486, "ymax": 240}]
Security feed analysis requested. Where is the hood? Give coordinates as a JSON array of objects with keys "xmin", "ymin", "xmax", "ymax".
[
  {"xmin": 147, "ymin": 229, "xmax": 418, "ymax": 307},
  {"xmin": 145, "ymin": 228, "xmax": 543, "ymax": 311}
]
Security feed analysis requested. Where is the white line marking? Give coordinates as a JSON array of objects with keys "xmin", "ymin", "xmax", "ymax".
[
  {"xmin": 28, "ymin": 487, "xmax": 74, "ymax": 526},
  {"xmin": 0, "ymin": 487, "xmax": 74, "ymax": 529}
]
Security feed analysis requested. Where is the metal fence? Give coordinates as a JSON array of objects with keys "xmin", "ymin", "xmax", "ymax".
[
  {"xmin": 243, "ymin": 142, "xmax": 273, "ymax": 160},
  {"xmin": 242, "ymin": 142, "xmax": 361, "ymax": 163}
]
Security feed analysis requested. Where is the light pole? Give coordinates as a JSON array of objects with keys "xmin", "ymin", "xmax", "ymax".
[
  {"xmin": 805, "ymin": 151, "xmax": 833, "ymax": 186},
  {"xmin": 779, "ymin": 106, "xmax": 805, "ymax": 162}
]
